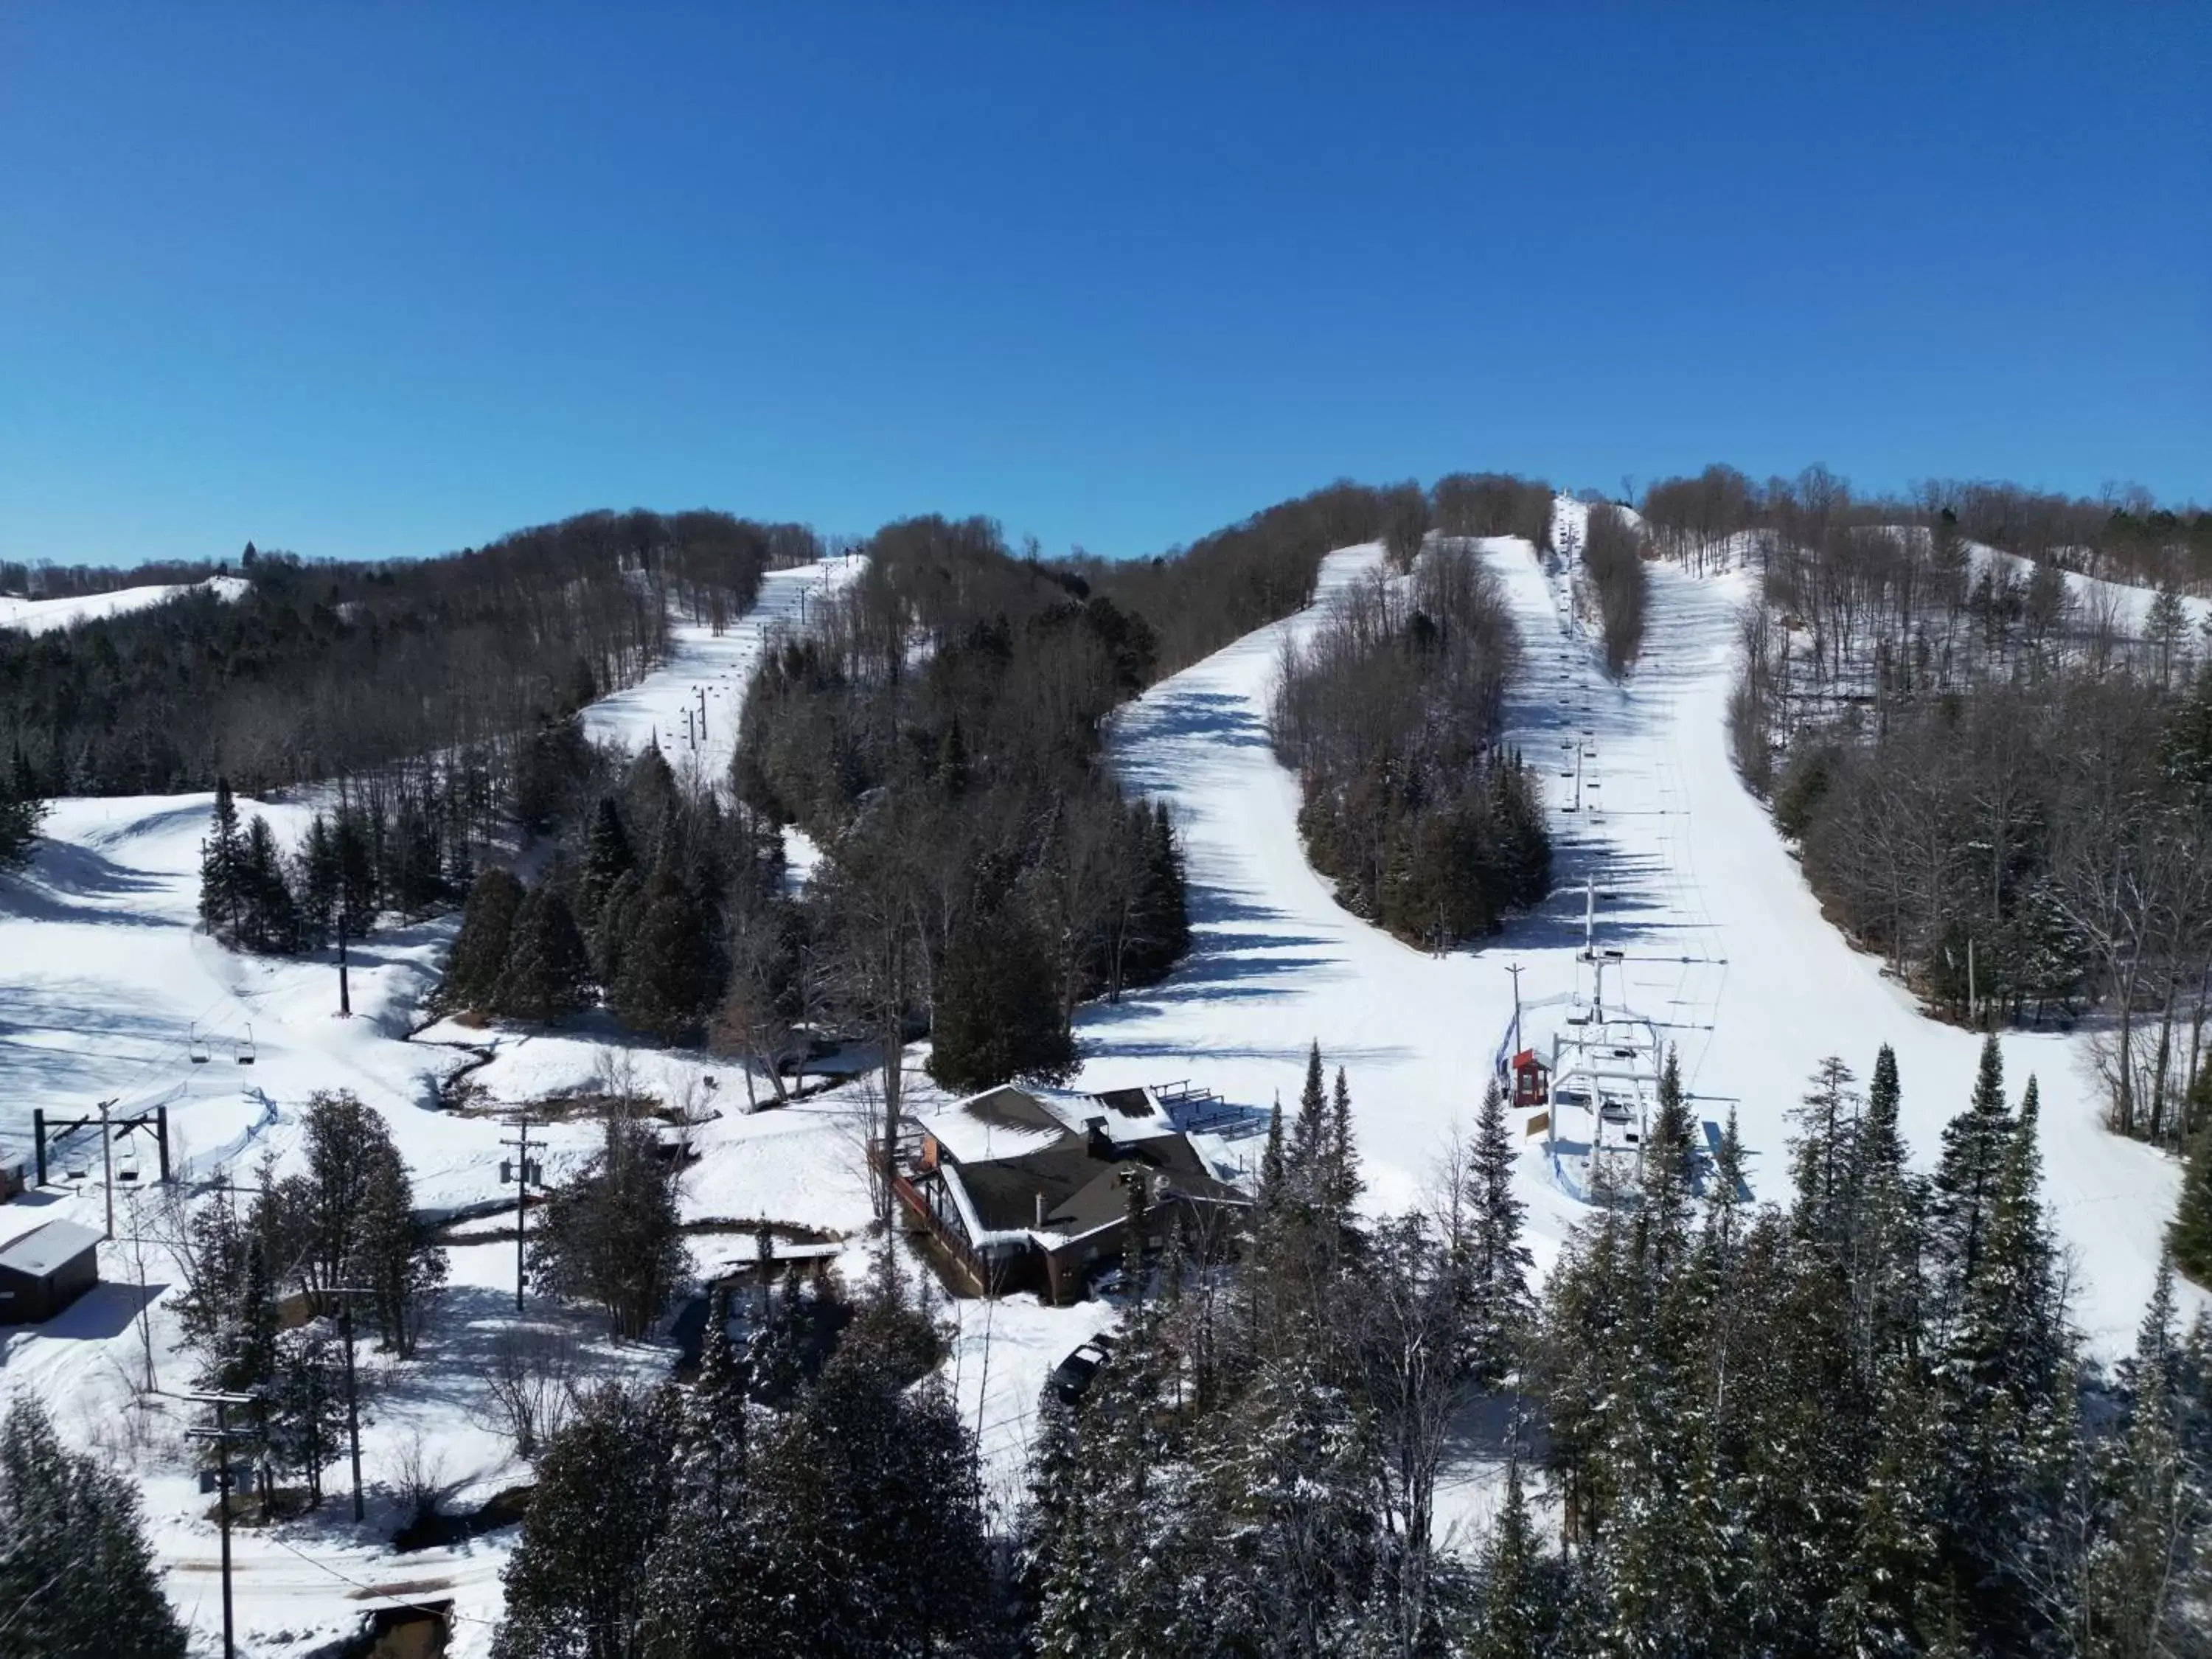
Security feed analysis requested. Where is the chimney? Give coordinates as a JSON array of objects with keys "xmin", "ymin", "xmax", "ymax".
[{"xmin": 1034, "ymin": 1192, "xmax": 1047, "ymax": 1228}]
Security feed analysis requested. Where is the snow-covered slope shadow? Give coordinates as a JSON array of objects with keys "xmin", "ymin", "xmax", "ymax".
[{"xmin": 1081, "ymin": 535, "xmax": 2184, "ymax": 1356}]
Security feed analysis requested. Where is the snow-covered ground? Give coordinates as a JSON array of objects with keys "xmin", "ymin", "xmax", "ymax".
[
  {"xmin": 0, "ymin": 531, "xmax": 2189, "ymax": 1645},
  {"xmin": 581, "ymin": 555, "xmax": 865, "ymax": 795},
  {"xmin": 0, "ymin": 557, "xmax": 880, "ymax": 1655},
  {"xmin": 1075, "ymin": 529, "xmax": 2185, "ymax": 1359},
  {"xmin": 0, "ymin": 574, "xmax": 249, "ymax": 633}
]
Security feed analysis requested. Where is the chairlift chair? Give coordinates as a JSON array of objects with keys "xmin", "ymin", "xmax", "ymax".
[
  {"xmin": 116, "ymin": 1141, "xmax": 141, "ymax": 1185},
  {"xmin": 188, "ymin": 1023, "xmax": 210, "ymax": 1064},
  {"xmin": 236, "ymin": 1026, "xmax": 257, "ymax": 1066}
]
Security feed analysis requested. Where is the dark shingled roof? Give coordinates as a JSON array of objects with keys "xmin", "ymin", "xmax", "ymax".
[{"xmin": 954, "ymin": 1128, "xmax": 1245, "ymax": 1239}]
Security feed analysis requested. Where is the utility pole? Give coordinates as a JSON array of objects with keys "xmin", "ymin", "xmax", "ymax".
[
  {"xmin": 187, "ymin": 1389, "xmax": 259, "ymax": 1659},
  {"xmin": 98, "ymin": 1097, "xmax": 116, "ymax": 1240},
  {"xmin": 696, "ymin": 683, "xmax": 707, "ymax": 743},
  {"xmin": 326, "ymin": 1284, "xmax": 375, "ymax": 1522},
  {"xmin": 498, "ymin": 1116, "xmax": 542, "ymax": 1312},
  {"xmin": 336, "ymin": 909, "xmax": 352, "ymax": 1018},
  {"xmin": 1506, "ymin": 962, "xmax": 1525, "ymax": 1062}
]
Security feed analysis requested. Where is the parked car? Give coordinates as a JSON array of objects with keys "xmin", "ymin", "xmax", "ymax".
[{"xmin": 1046, "ymin": 1334, "xmax": 1118, "ymax": 1405}]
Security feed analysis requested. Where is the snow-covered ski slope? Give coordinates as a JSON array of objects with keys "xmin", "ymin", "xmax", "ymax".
[
  {"xmin": 0, "ymin": 574, "xmax": 249, "ymax": 633},
  {"xmin": 1077, "ymin": 529, "xmax": 2184, "ymax": 1354},
  {"xmin": 581, "ymin": 554, "xmax": 865, "ymax": 791},
  {"xmin": 0, "ymin": 560, "xmax": 885, "ymax": 1657}
]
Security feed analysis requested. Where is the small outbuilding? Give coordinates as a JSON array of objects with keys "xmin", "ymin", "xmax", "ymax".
[
  {"xmin": 0, "ymin": 1219, "xmax": 102, "ymax": 1324},
  {"xmin": 1509, "ymin": 1048, "xmax": 1551, "ymax": 1108}
]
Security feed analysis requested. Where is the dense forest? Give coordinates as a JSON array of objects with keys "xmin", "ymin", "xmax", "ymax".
[
  {"xmin": 1062, "ymin": 481, "xmax": 1396, "ymax": 678},
  {"xmin": 0, "ymin": 509, "xmax": 812, "ymax": 799},
  {"xmin": 1703, "ymin": 464, "xmax": 2212, "ymax": 1152},
  {"xmin": 731, "ymin": 512, "xmax": 1197, "ymax": 1132},
  {"xmin": 473, "ymin": 1041, "xmax": 2212, "ymax": 1658},
  {"xmin": 1273, "ymin": 544, "xmax": 1549, "ymax": 945}
]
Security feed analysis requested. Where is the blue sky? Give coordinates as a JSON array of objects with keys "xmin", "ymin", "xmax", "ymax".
[{"xmin": 1, "ymin": 4, "xmax": 2205, "ymax": 567}]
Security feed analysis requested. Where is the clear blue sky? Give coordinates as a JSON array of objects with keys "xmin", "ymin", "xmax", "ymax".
[{"xmin": 2, "ymin": 4, "xmax": 2205, "ymax": 567}]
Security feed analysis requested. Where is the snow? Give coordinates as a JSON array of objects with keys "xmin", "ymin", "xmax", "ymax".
[
  {"xmin": 1074, "ymin": 528, "xmax": 2185, "ymax": 1357},
  {"xmin": 0, "ymin": 562, "xmax": 879, "ymax": 1654},
  {"xmin": 0, "ymin": 574, "xmax": 249, "ymax": 634},
  {"xmin": 1970, "ymin": 537, "xmax": 2212, "ymax": 636},
  {"xmin": 0, "ymin": 519, "xmax": 2190, "ymax": 1646},
  {"xmin": 580, "ymin": 554, "xmax": 865, "ymax": 792}
]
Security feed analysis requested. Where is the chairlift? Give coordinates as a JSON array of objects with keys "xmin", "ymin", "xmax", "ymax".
[
  {"xmin": 188, "ymin": 1023, "xmax": 210, "ymax": 1064},
  {"xmin": 235, "ymin": 1026, "xmax": 257, "ymax": 1066},
  {"xmin": 116, "ymin": 1141, "xmax": 141, "ymax": 1186}
]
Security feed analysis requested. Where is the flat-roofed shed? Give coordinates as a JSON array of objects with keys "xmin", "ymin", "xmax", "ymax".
[{"xmin": 0, "ymin": 1219, "xmax": 102, "ymax": 1324}]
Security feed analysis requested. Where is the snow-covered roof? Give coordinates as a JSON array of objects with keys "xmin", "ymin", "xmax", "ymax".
[
  {"xmin": 0, "ymin": 1219, "xmax": 102, "ymax": 1277},
  {"xmin": 912, "ymin": 1082, "xmax": 1183, "ymax": 1166}
]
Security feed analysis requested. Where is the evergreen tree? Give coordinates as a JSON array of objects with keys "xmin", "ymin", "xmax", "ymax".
[
  {"xmin": 577, "ymin": 795, "xmax": 635, "ymax": 929},
  {"xmin": 530, "ymin": 1116, "xmax": 688, "ymax": 1340},
  {"xmin": 493, "ymin": 880, "xmax": 591, "ymax": 1023},
  {"xmin": 1930, "ymin": 1073, "xmax": 2076, "ymax": 1652},
  {"xmin": 612, "ymin": 856, "xmax": 721, "ymax": 1042},
  {"xmin": 494, "ymin": 1385, "xmax": 680, "ymax": 1659},
  {"xmin": 198, "ymin": 775, "xmax": 243, "ymax": 941},
  {"xmin": 1931, "ymin": 1035, "xmax": 2014, "ymax": 1304},
  {"xmin": 1035, "ymin": 1315, "xmax": 1181, "ymax": 1659},
  {"xmin": 2171, "ymin": 1086, "xmax": 2212, "ymax": 1286},
  {"xmin": 1464, "ymin": 1078, "xmax": 1534, "ymax": 1383},
  {"xmin": 1328, "ymin": 1063, "xmax": 1363, "ymax": 1222},
  {"xmin": 637, "ymin": 1291, "xmax": 758, "ymax": 1659},
  {"xmin": 1194, "ymin": 1354, "xmax": 1378, "ymax": 1653},
  {"xmin": 296, "ymin": 810, "xmax": 342, "ymax": 944},
  {"xmin": 0, "ymin": 742, "xmax": 48, "ymax": 869},
  {"xmin": 2082, "ymin": 1254, "xmax": 2205, "ymax": 1655},
  {"xmin": 623, "ymin": 740, "xmax": 680, "ymax": 853},
  {"xmin": 1636, "ymin": 1043, "xmax": 1697, "ymax": 1284},
  {"xmin": 266, "ymin": 1321, "xmax": 349, "ymax": 1504},
  {"xmin": 590, "ymin": 865, "xmax": 646, "ymax": 988},
  {"xmin": 1851, "ymin": 1043, "xmax": 1923, "ymax": 1382},
  {"xmin": 1827, "ymin": 1353, "xmax": 1950, "ymax": 1658},
  {"xmin": 445, "ymin": 867, "xmax": 526, "ymax": 1012},
  {"xmin": 235, "ymin": 813, "xmax": 298, "ymax": 952},
  {"xmin": 1470, "ymin": 1457, "xmax": 1562, "ymax": 1659},
  {"xmin": 0, "ymin": 1399, "xmax": 187, "ymax": 1658},
  {"xmin": 333, "ymin": 804, "xmax": 380, "ymax": 931},
  {"xmin": 1145, "ymin": 798, "xmax": 1191, "ymax": 962},
  {"xmin": 924, "ymin": 902, "xmax": 1077, "ymax": 1091},
  {"xmin": 936, "ymin": 714, "xmax": 970, "ymax": 799},
  {"xmin": 1259, "ymin": 1093, "xmax": 1287, "ymax": 1208},
  {"xmin": 1292, "ymin": 1040, "xmax": 1329, "ymax": 1173},
  {"xmin": 1792, "ymin": 1053, "xmax": 1861, "ymax": 1256}
]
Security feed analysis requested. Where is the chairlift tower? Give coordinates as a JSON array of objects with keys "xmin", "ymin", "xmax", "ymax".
[{"xmin": 1531, "ymin": 876, "xmax": 1663, "ymax": 1203}]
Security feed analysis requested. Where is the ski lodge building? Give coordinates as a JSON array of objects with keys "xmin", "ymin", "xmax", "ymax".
[{"xmin": 888, "ymin": 1082, "xmax": 1252, "ymax": 1303}]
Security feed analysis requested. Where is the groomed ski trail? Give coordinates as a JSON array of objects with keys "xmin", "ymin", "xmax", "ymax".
[{"xmin": 1080, "ymin": 535, "xmax": 2185, "ymax": 1356}]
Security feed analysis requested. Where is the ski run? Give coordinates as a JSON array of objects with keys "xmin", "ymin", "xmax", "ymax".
[{"xmin": 0, "ymin": 525, "xmax": 2191, "ymax": 1652}]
